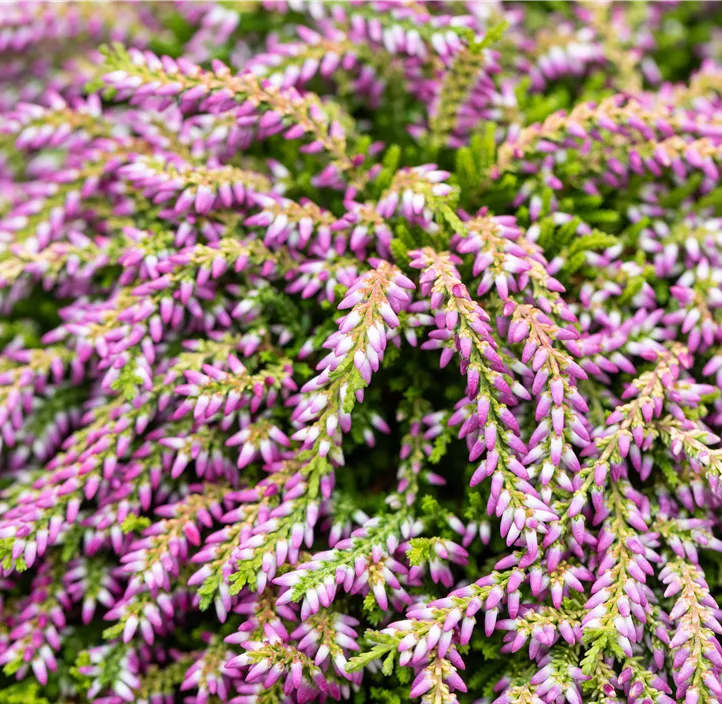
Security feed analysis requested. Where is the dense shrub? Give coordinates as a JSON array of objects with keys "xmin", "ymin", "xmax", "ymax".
[{"xmin": 1, "ymin": 2, "xmax": 722, "ymax": 703}]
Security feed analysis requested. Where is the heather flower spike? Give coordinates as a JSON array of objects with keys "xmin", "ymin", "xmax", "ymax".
[{"xmin": 1, "ymin": 3, "xmax": 722, "ymax": 703}]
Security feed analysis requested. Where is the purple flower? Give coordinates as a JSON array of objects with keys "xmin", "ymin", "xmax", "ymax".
[{"xmin": 0, "ymin": 3, "xmax": 722, "ymax": 703}]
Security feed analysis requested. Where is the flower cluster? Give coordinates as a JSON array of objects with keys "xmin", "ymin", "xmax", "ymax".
[{"xmin": 1, "ymin": 2, "xmax": 722, "ymax": 704}]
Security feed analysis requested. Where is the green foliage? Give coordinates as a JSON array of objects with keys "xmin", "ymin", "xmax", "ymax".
[
  {"xmin": 4, "ymin": 3, "xmax": 722, "ymax": 703},
  {"xmin": 455, "ymin": 123, "xmax": 502, "ymax": 207},
  {"xmin": 120, "ymin": 514, "xmax": 151, "ymax": 534},
  {"xmin": 148, "ymin": 10, "xmax": 196, "ymax": 58},
  {"xmin": 472, "ymin": 636, "xmax": 502, "ymax": 661},
  {"xmin": 465, "ymin": 661, "xmax": 505, "ymax": 699},
  {"xmin": 60, "ymin": 525, "xmax": 85, "ymax": 563},
  {"xmin": 517, "ymin": 81, "xmax": 571, "ymax": 123},
  {"xmin": 375, "ymin": 145, "xmax": 402, "ymax": 193},
  {"xmin": 110, "ymin": 362, "xmax": 146, "ymax": 402},
  {"xmin": 618, "ymin": 266, "xmax": 656, "ymax": 306},
  {"xmin": 429, "ymin": 430, "xmax": 453, "ymax": 466},
  {"xmin": 369, "ymin": 686, "xmax": 408, "ymax": 704},
  {"xmin": 0, "ymin": 682, "xmax": 50, "ymax": 704},
  {"xmin": 420, "ymin": 494, "xmax": 442, "ymax": 519},
  {"xmin": 388, "ymin": 222, "xmax": 421, "ymax": 269},
  {"xmin": 406, "ymin": 537, "xmax": 437, "ymax": 566},
  {"xmin": 69, "ymin": 651, "xmax": 93, "ymax": 697},
  {"xmin": 697, "ymin": 183, "xmax": 722, "ymax": 214},
  {"xmin": 347, "ymin": 632, "xmax": 401, "ymax": 675},
  {"xmin": 535, "ymin": 215, "xmax": 621, "ymax": 280},
  {"xmin": 437, "ymin": 205, "xmax": 466, "ymax": 239},
  {"xmin": 566, "ymin": 230, "xmax": 619, "ymax": 259},
  {"xmin": 581, "ymin": 629, "xmax": 627, "ymax": 674},
  {"xmin": 0, "ymin": 539, "xmax": 26, "ymax": 573},
  {"xmin": 429, "ymin": 22, "xmax": 508, "ymax": 148}
]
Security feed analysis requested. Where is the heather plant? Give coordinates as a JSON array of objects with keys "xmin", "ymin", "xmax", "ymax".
[{"xmin": 2, "ymin": 1, "xmax": 722, "ymax": 703}]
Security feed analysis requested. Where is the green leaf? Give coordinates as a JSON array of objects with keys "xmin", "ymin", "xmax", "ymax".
[
  {"xmin": 121, "ymin": 514, "xmax": 151, "ymax": 534},
  {"xmin": 467, "ymin": 21, "xmax": 509, "ymax": 53},
  {"xmin": 383, "ymin": 144, "xmax": 402, "ymax": 172},
  {"xmin": 561, "ymin": 252, "xmax": 584, "ymax": 276},
  {"xmin": 0, "ymin": 682, "xmax": 50, "ymax": 704},
  {"xmin": 347, "ymin": 633, "xmax": 399, "ymax": 674},
  {"xmin": 618, "ymin": 275, "xmax": 646, "ymax": 306},
  {"xmin": 438, "ymin": 205, "xmax": 467, "ymax": 238},
  {"xmin": 390, "ymin": 239, "xmax": 410, "ymax": 268},
  {"xmin": 102, "ymin": 623, "xmax": 124, "ymax": 640},
  {"xmin": 455, "ymin": 147, "xmax": 478, "ymax": 194},
  {"xmin": 567, "ymin": 231, "xmax": 618, "ymax": 257},
  {"xmin": 382, "ymin": 651, "xmax": 396, "ymax": 677},
  {"xmin": 429, "ymin": 424, "xmax": 453, "ymax": 464}
]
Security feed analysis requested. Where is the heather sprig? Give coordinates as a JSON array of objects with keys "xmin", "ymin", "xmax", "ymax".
[{"xmin": 1, "ymin": 3, "xmax": 722, "ymax": 704}]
